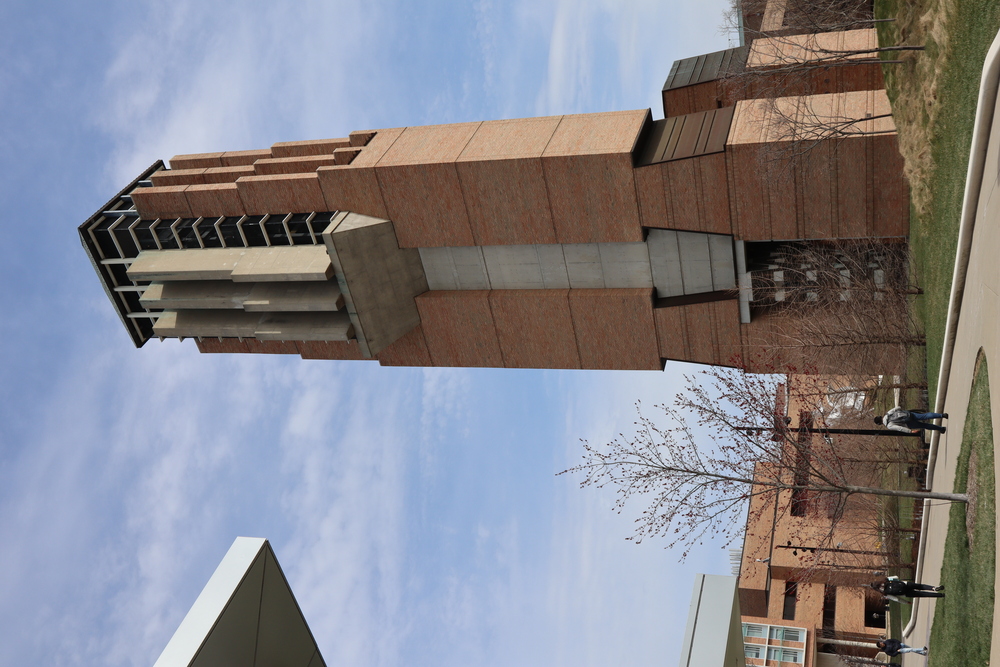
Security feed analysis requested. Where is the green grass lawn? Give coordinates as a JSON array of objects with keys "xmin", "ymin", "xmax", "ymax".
[
  {"xmin": 927, "ymin": 353, "xmax": 995, "ymax": 666},
  {"xmin": 875, "ymin": 0, "xmax": 1000, "ymax": 398}
]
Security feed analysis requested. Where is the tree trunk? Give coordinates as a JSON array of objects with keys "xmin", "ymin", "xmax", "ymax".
[{"xmin": 816, "ymin": 484, "xmax": 967, "ymax": 503}]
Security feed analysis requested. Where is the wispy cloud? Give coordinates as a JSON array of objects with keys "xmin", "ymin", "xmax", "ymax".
[
  {"xmin": 98, "ymin": 0, "xmax": 389, "ymax": 186},
  {"xmin": 278, "ymin": 364, "xmax": 416, "ymax": 667},
  {"xmin": 532, "ymin": 0, "xmax": 733, "ymax": 115}
]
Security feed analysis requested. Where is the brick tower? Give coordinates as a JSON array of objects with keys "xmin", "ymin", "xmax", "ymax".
[{"xmin": 81, "ymin": 27, "xmax": 908, "ymax": 372}]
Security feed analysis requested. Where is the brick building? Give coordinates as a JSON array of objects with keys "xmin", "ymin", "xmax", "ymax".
[
  {"xmin": 80, "ymin": 24, "xmax": 909, "ymax": 372},
  {"xmin": 734, "ymin": 377, "xmax": 903, "ymax": 667}
]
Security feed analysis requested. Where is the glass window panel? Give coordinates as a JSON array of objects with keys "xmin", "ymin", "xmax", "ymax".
[
  {"xmin": 743, "ymin": 623, "xmax": 765, "ymax": 638},
  {"xmin": 241, "ymin": 216, "xmax": 267, "ymax": 246},
  {"xmin": 198, "ymin": 217, "xmax": 223, "ymax": 248},
  {"xmin": 767, "ymin": 648, "xmax": 802, "ymax": 663},
  {"xmin": 263, "ymin": 215, "xmax": 290, "ymax": 246},
  {"xmin": 769, "ymin": 627, "xmax": 802, "ymax": 641},
  {"xmin": 744, "ymin": 645, "xmax": 761, "ymax": 659},
  {"xmin": 154, "ymin": 220, "xmax": 180, "ymax": 249},
  {"xmin": 218, "ymin": 217, "xmax": 245, "ymax": 247}
]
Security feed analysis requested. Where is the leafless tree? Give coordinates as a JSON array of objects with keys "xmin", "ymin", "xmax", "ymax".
[
  {"xmin": 559, "ymin": 366, "xmax": 961, "ymax": 562},
  {"xmin": 743, "ymin": 240, "xmax": 922, "ymax": 376},
  {"xmin": 718, "ymin": 0, "xmax": 922, "ymax": 159}
]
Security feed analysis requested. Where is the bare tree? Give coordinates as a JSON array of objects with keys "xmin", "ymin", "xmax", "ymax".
[
  {"xmin": 742, "ymin": 240, "xmax": 922, "ymax": 375},
  {"xmin": 559, "ymin": 366, "xmax": 962, "ymax": 561},
  {"xmin": 717, "ymin": 0, "xmax": 922, "ymax": 159},
  {"xmin": 728, "ymin": 0, "xmax": 900, "ymax": 47}
]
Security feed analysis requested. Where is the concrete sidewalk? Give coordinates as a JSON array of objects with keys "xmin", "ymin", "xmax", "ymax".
[{"xmin": 902, "ymin": 27, "xmax": 1000, "ymax": 667}]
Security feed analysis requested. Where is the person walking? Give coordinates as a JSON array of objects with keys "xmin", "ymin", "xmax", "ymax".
[
  {"xmin": 876, "ymin": 639, "xmax": 927, "ymax": 656},
  {"xmin": 871, "ymin": 576, "xmax": 944, "ymax": 601},
  {"xmin": 875, "ymin": 406, "xmax": 948, "ymax": 434}
]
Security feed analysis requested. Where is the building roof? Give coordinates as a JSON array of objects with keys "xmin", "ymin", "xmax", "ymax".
[
  {"xmin": 679, "ymin": 574, "xmax": 746, "ymax": 667},
  {"xmin": 152, "ymin": 537, "xmax": 325, "ymax": 667}
]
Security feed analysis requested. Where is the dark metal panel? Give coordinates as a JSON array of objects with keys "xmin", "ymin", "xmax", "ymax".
[
  {"xmin": 663, "ymin": 46, "xmax": 750, "ymax": 91},
  {"xmin": 659, "ymin": 117, "xmax": 682, "ymax": 162},
  {"xmin": 694, "ymin": 109, "xmax": 716, "ymax": 155},
  {"xmin": 672, "ymin": 111, "xmax": 709, "ymax": 160},
  {"xmin": 689, "ymin": 55, "xmax": 709, "ymax": 87},
  {"xmin": 706, "ymin": 106, "xmax": 737, "ymax": 153},
  {"xmin": 665, "ymin": 54, "xmax": 698, "ymax": 89},
  {"xmin": 720, "ymin": 46, "xmax": 750, "ymax": 77},
  {"xmin": 635, "ymin": 118, "xmax": 672, "ymax": 166},
  {"xmin": 663, "ymin": 115, "xmax": 686, "ymax": 160},
  {"xmin": 635, "ymin": 107, "xmax": 736, "ymax": 167},
  {"xmin": 699, "ymin": 50, "xmax": 726, "ymax": 85},
  {"xmin": 663, "ymin": 60, "xmax": 682, "ymax": 91}
]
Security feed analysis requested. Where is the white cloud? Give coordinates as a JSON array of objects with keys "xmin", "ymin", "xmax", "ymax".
[
  {"xmin": 98, "ymin": 0, "xmax": 389, "ymax": 187},
  {"xmin": 531, "ymin": 0, "xmax": 733, "ymax": 116},
  {"xmin": 277, "ymin": 364, "xmax": 414, "ymax": 667}
]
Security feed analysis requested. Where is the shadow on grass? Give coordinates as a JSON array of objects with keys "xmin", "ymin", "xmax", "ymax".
[{"xmin": 927, "ymin": 350, "xmax": 995, "ymax": 665}]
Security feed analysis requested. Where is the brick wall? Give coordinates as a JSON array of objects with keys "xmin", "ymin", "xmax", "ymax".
[
  {"xmin": 726, "ymin": 91, "xmax": 908, "ymax": 241},
  {"xmin": 399, "ymin": 289, "xmax": 662, "ymax": 370},
  {"xmin": 635, "ymin": 152, "xmax": 733, "ymax": 233},
  {"xmin": 133, "ymin": 111, "xmax": 650, "ymax": 247},
  {"xmin": 374, "ymin": 325, "xmax": 433, "ymax": 367},
  {"xmin": 568, "ymin": 289, "xmax": 661, "ymax": 370},
  {"xmin": 490, "ymin": 290, "xmax": 580, "ymax": 369},
  {"xmin": 415, "ymin": 290, "xmax": 504, "ymax": 367},
  {"xmin": 654, "ymin": 299, "xmax": 743, "ymax": 366}
]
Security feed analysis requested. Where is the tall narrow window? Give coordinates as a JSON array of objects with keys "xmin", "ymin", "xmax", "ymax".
[
  {"xmin": 782, "ymin": 581, "xmax": 798, "ymax": 620},
  {"xmin": 822, "ymin": 586, "xmax": 837, "ymax": 632}
]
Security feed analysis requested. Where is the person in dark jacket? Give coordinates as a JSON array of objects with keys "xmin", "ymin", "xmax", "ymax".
[
  {"xmin": 871, "ymin": 576, "xmax": 944, "ymax": 601},
  {"xmin": 874, "ymin": 406, "xmax": 948, "ymax": 434},
  {"xmin": 876, "ymin": 639, "xmax": 927, "ymax": 656}
]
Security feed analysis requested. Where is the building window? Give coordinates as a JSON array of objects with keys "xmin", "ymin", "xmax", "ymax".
[
  {"xmin": 782, "ymin": 581, "xmax": 798, "ymax": 620},
  {"xmin": 769, "ymin": 627, "xmax": 803, "ymax": 642},
  {"xmin": 767, "ymin": 647, "xmax": 804, "ymax": 663},
  {"xmin": 743, "ymin": 624, "xmax": 766, "ymax": 638},
  {"xmin": 822, "ymin": 585, "xmax": 837, "ymax": 632},
  {"xmin": 745, "ymin": 645, "xmax": 762, "ymax": 659}
]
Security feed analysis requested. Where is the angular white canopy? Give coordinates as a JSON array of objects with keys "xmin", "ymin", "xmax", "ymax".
[
  {"xmin": 153, "ymin": 537, "xmax": 325, "ymax": 667},
  {"xmin": 679, "ymin": 574, "xmax": 746, "ymax": 667}
]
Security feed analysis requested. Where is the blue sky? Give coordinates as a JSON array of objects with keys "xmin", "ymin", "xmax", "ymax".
[{"xmin": 0, "ymin": 1, "xmax": 737, "ymax": 665}]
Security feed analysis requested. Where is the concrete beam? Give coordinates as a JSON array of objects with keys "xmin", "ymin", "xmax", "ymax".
[
  {"xmin": 129, "ymin": 246, "xmax": 333, "ymax": 283},
  {"xmin": 323, "ymin": 212, "xmax": 429, "ymax": 357},
  {"xmin": 255, "ymin": 312, "xmax": 354, "ymax": 341},
  {"xmin": 140, "ymin": 281, "xmax": 255, "ymax": 309},
  {"xmin": 153, "ymin": 310, "xmax": 261, "ymax": 338},
  {"xmin": 140, "ymin": 281, "xmax": 343, "ymax": 311},
  {"xmin": 128, "ymin": 248, "xmax": 247, "ymax": 281},
  {"xmin": 243, "ymin": 282, "xmax": 343, "ymax": 312},
  {"xmin": 229, "ymin": 246, "xmax": 333, "ymax": 282}
]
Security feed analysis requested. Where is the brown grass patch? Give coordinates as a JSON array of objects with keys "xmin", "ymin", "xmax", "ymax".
[{"xmin": 881, "ymin": 0, "xmax": 958, "ymax": 217}]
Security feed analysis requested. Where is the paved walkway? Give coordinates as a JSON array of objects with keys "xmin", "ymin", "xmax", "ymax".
[{"xmin": 902, "ymin": 28, "xmax": 1000, "ymax": 666}]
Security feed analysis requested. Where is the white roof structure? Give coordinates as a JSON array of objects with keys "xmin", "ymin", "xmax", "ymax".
[
  {"xmin": 152, "ymin": 537, "xmax": 325, "ymax": 667},
  {"xmin": 678, "ymin": 574, "xmax": 746, "ymax": 667}
]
